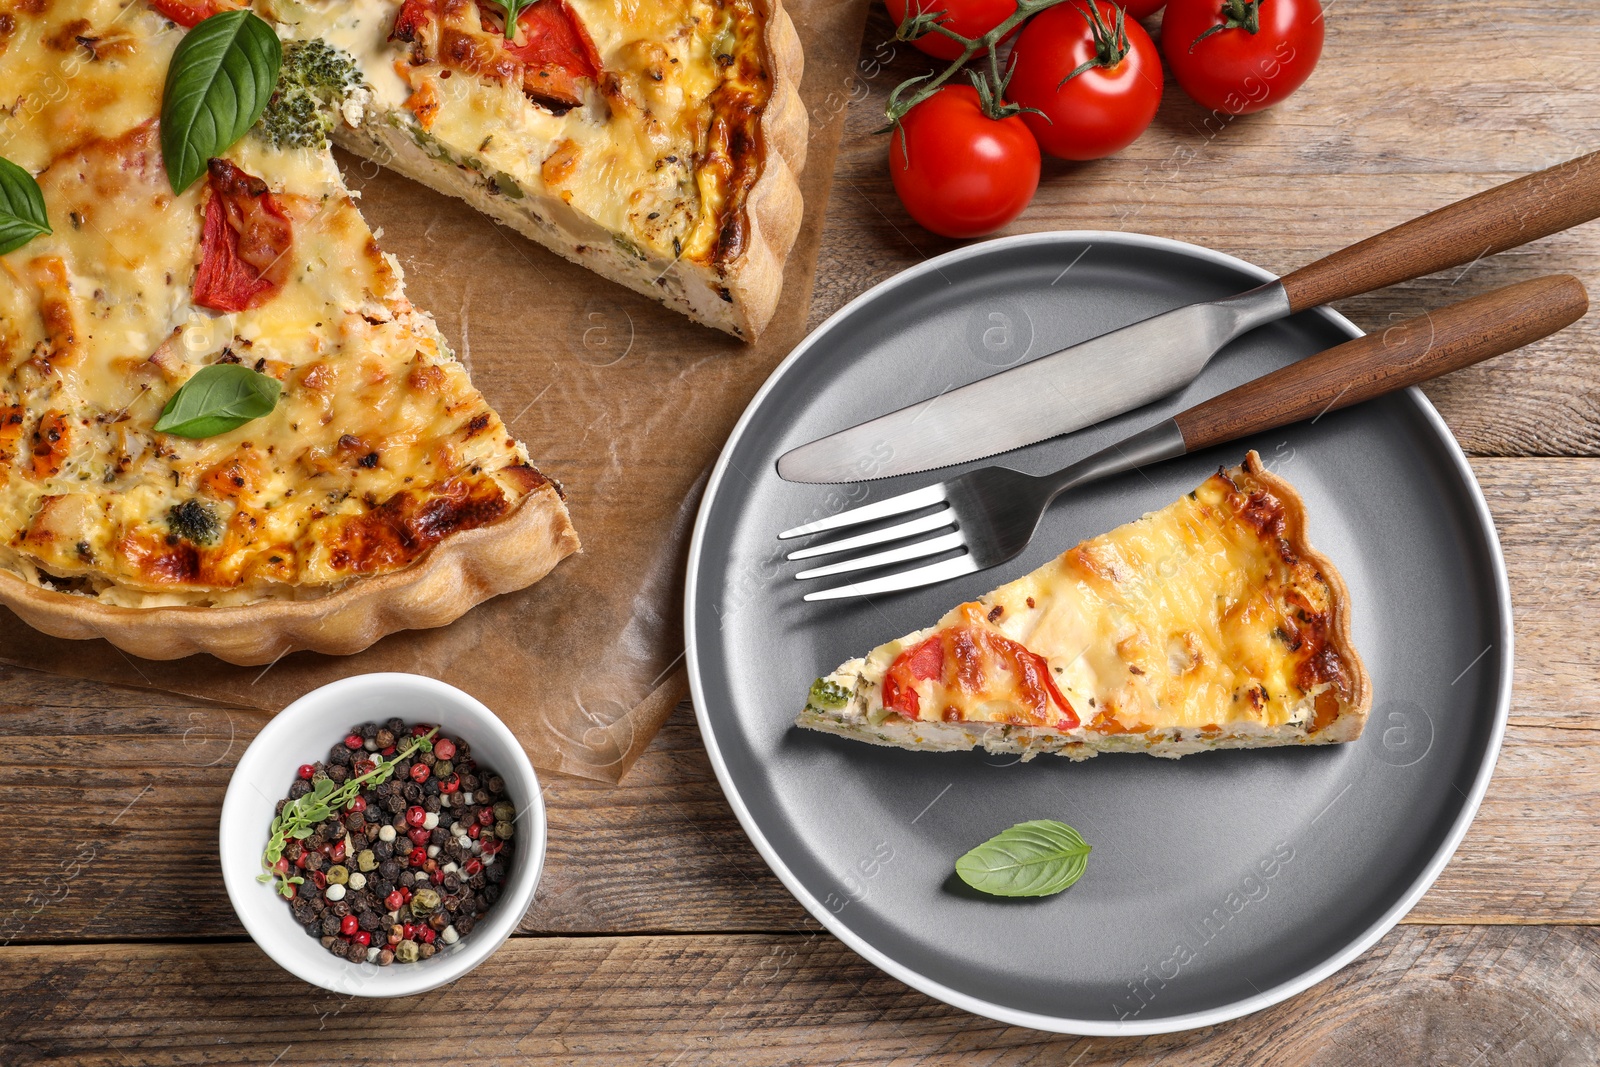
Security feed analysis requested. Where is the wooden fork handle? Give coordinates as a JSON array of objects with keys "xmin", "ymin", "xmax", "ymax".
[
  {"xmin": 1279, "ymin": 151, "xmax": 1600, "ymax": 314},
  {"xmin": 1174, "ymin": 274, "xmax": 1589, "ymax": 454}
]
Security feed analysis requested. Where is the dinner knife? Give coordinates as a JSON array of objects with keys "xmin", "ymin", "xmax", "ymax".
[{"xmin": 778, "ymin": 149, "xmax": 1600, "ymax": 483}]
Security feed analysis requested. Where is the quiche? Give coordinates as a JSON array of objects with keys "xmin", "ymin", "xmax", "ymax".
[
  {"xmin": 798, "ymin": 454, "xmax": 1371, "ymax": 760},
  {"xmin": 252, "ymin": 0, "xmax": 806, "ymax": 339},
  {"xmin": 0, "ymin": 0, "xmax": 579, "ymax": 663}
]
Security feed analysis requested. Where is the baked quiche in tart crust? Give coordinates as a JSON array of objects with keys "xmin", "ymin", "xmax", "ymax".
[
  {"xmin": 259, "ymin": 0, "xmax": 806, "ymax": 339},
  {"xmin": 799, "ymin": 453, "xmax": 1372, "ymax": 760},
  {"xmin": 0, "ymin": 0, "xmax": 579, "ymax": 663}
]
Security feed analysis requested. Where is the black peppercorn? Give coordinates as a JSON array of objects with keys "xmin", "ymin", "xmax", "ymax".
[
  {"xmin": 430, "ymin": 827, "xmax": 449, "ymax": 846},
  {"xmin": 321, "ymin": 914, "xmax": 341, "ymax": 936},
  {"xmin": 483, "ymin": 883, "xmax": 501, "ymax": 906},
  {"xmin": 384, "ymin": 717, "xmax": 404, "ymax": 736},
  {"xmin": 275, "ymin": 798, "xmax": 289, "ymax": 815},
  {"xmin": 373, "ymin": 840, "xmax": 394, "ymax": 861},
  {"xmin": 358, "ymin": 910, "xmax": 382, "ymax": 932},
  {"xmin": 331, "ymin": 899, "xmax": 351, "ymax": 918},
  {"xmin": 359, "ymin": 721, "xmax": 378, "ymax": 740},
  {"xmin": 328, "ymin": 764, "xmax": 349, "ymax": 785},
  {"xmin": 423, "ymin": 795, "xmax": 440, "ymax": 814},
  {"xmin": 288, "ymin": 779, "xmax": 311, "ymax": 800},
  {"xmin": 402, "ymin": 782, "xmax": 423, "ymax": 804},
  {"xmin": 487, "ymin": 775, "xmax": 505, "ymax": 796},
  {"xmin": 329, "ymin": 745, "xmax": 352, "ymax": 766},
  {"xmin": 383, "ymin": 794, "xmax": 405, "ymax": 814}
]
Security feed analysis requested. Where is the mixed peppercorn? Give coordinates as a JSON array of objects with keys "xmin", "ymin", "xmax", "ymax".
[{"xmin": 261, "ymin": 719, "xmax": 515, "ymax": 966}]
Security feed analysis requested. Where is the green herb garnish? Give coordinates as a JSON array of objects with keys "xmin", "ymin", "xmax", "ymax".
[
  {"xmin": 0, "ymin": 156, "xmax": 50, "ymax": 256},
  {"xmin": 258, "ymin": 728, "xmax": 437, "ymax": 898},
  {"xmin": 806, "ymin": 677, "xmax": 851, "ymax": 711},
  {"xmin": 485, "ymin": 0, "xmax": 533, "ymax": 42},
  {"xmin": 154, "ymin": 364, "xmax": 282, "ymax": 438},
  {"xmin": 955, "ymin": 819, "xmax": 1091, "ymax": 898},
  {"xmin": 160, "ymin": 9, "xmax": 282, "ymax": 193}
]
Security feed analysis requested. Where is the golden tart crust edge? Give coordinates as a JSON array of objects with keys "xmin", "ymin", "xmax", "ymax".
[{"xmin": 0, "ymin": 483, "xmax": 579, "ymax": 665}]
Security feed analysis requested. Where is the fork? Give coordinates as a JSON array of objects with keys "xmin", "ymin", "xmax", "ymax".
[{"xmin": 777, "ymin": 274, "xmax": 1588, "ymax": 601}]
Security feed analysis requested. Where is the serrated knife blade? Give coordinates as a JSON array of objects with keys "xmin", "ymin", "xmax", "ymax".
[{"xmin": 775, "ymin": 281, "xmax": 1290, "ymax": 483}]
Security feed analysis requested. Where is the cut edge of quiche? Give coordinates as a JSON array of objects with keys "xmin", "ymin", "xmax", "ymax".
[
  {"xmin": 284, "ymin": 0, "xmax": 809, "ymax": 341},
  {"xmin": 796, "ymin": 452, "xmax": 1372, "ymax": 761}
]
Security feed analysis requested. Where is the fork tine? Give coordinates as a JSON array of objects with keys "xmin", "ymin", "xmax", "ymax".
[
  {"xmin": 785, "ymin": 508, "xmax": 955, "ymax": 561},
  {"xmin": 777, "ymin": 484, "xmax": 948, "ymax": 540},
  {"xmin": 803, "ymin": 553, "xmax": 982, "ymax": 601},
  {"xmin": 793, "ymin": 531, "xmax": 966, "ymax": 581}
]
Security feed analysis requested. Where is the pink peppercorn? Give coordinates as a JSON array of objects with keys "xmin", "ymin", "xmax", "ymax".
[
  {"xmin": 405, "ymin": 806, "xmax": 427, "ymax": 828},
  {"xmin": 297, "ymin": 764, "xmax": 316, "ymax": 780},
  {"xmin": 385, "ymin": 890, "xmax": 405, "ymax": 912},
  {"xmin": 464, "ymin": 859, "xmax": 482, "ymax": 876},
  {"xmin": 346, "ymin": 795, "xmax": 367, "ymax": 813},
  {"xmin": 477, "ymin": 808, "xmax": 495, "ymax": 826},
  {"xmin": 411, "ymin": 724, "xmax": 432, "ymax": 737},
  {"xmin": 341, "ymin": 915, "xmax": 359, "ymax": 937},
  {"xmin": 432, "ymin": 738, "xmax": 456, "ymax": 761},
  {"xmin": 409, "ymin": 763, "xmax": 430, "ymax": 784},
  {"xmin": 467, "ymin": 824, "xmax": 480, "ymax": 840},
  {"xmin": 408, "ymin": 828, "xmax": 430, "ymax": 846},
  {"xmin": 439, "ymin": 775, "xmax": 460, "ymax": 794},
  {"xmin": 343, "ymin": 733, "xmax": 364, "ymax": 750},
  {"xmin": 354, "ymin": 931, "xmax": 371, "ymax": 947},
  {"xmin": 407, "ymin": 848, "xmax": 427, "ymax": 867}
]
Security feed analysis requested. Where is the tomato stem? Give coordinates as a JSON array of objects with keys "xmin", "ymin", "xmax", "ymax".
[
  {"xmin": 1055, "ymin": 1, "xmax": 1130, "ymax": 90},
  {"xmin": 882, "ymin": 0, "xmax": 1075, "ymax": 127},
  {"xmin": 1188, "ymin": 0, "xmax": 1263, "ymax": 51}
]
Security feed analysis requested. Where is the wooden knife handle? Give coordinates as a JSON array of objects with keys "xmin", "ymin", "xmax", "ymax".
[
  {"xmin": 1174, "ymin": 274, "xmax": 1589, "ymax": 453},
  {"xmin": 1279, "ymin": 151, "xmax": 1600, "ymax": 314}
]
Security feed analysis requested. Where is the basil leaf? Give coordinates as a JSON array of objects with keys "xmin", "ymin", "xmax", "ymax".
[
  {"xmin": 161, "ymin": 9, "xmax": 282, "ymax": 194},
  {"xmin": 0, "ymin": 156, "xmax": 50, "ymax": 256},
  {"xmin": 955, "ymin": 819, "xmax": 1091, "ymax": 898},
  {"xmin": 154, "ymin": 363, "xmax": 282, "ymax": 438}
]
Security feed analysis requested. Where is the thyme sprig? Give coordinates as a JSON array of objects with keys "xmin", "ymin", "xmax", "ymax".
[{"xmin": 258, "ymin": 727, "xmax": 438, "ymax": 898}]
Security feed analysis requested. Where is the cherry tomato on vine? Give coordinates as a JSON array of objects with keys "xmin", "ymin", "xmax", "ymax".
[
  {"xmin": 1007, "ymin": 0, "xmax": 1163, "ymax": 161},
  {"xmin": 889, "ymin": 85, "xmax": 1040, "ymax": 239},
  {"xmin": 886, "ymin": 0, "xmax": 1017, "ymax": 60},
  {"xmin": 1160, "ymin": 0, "xmax": 1323, "ymax": 115}
]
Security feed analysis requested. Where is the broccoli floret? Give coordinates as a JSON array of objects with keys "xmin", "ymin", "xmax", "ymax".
[
  {"xmin": 806, "ymin": 678, "xmax": 852, "ymax": 711},
  {"xmin": 256, "ymin": 40, "xmax": 363, "ymax": 150},
  {"xmin": 167, "ymin": 500, "xmax": 221, "ymax": 547}
]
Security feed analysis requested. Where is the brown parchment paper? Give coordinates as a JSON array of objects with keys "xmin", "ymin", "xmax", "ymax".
[{"xmin": 0, "ymin": 0, "xmax": 872, "ymax": 783}]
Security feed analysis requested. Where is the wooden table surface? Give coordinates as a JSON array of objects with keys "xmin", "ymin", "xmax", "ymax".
[{"xmin": 4, "ymin": 2, "xmax": 1599, "ymax": 1063}]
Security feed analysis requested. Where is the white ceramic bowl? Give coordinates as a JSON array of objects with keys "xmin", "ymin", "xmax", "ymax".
[{"xmin": 220, "ymin": 673, "xmax": 545, "ymax": 996}]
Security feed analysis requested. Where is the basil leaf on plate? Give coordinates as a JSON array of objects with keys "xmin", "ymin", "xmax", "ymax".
[
  {"xmin": 161, "ymin": 9, "xmax": 282, "ymax": 194},
  {"xmin": 0, "ymin": 156, "xmax": 50, "ymax": 256},
  {"xmin": 955, "ymin": 819, "xmax": 1091, "ymax": 898},
  {"xmin": 154, "ymin": 363, "xmax": 282, "ymax": 438}
]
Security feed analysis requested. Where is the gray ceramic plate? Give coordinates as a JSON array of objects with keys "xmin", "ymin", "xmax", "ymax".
[{"xmin": 684, "ymin": 232, "xmax": 1511, "ymax": 1036}]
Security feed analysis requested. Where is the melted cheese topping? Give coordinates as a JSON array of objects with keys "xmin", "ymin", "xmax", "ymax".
[
  {"xmin": 0, "ymin": 0, "xmax": 551, "ymax": 604},
  {"xmin": 852, "ymin": 463, "xmax": 1354, "ymax": 737},
  {"xmin": 261, "ymin": 0, "xmax": 772, "ymax": 266}
]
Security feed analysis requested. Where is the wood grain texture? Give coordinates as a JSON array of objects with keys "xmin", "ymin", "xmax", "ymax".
[
  {"xmin": 811, "ymin": 3, "xmax": 1600, "ymax": 456},
  {"xmin": 1176, "ymin": 275, "xmax": 1589, "ymax": 452},
  {"xmin": 1278, "ymin": 153, "xmax": 1600, "ymax": 313},
  {"xmin": 2, "ymin": 449, "xmax": 1599, "ymax": 948},
  {"xmin": 1, "ymin": 925, "xmax": 1596, "ymax": 1065}
]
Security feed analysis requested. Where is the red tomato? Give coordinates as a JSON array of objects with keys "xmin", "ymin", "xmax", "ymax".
[
  {"xmin": 885, "ymin": 0, "xmax": 1017, "ymax": 60},
  {"xmin": 1160, "ymin": 0, "xmax": 1324, "ymax": 115},
  {"xmin": 889, "ymin": 85, "xmax": 1041, "ymax": 239},
  {"xmin": 1007, "ymin": 0, "xmax": 1163, "ymax": 161},
  {"xmin": 146, "ymin": 0, "xmax": 239, "ymax": 27}
]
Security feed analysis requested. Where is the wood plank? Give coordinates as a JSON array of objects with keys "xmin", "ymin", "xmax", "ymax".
[
  {"xmin": 1, "ymin": 925, "xmax": 1596, "ymax": 1064},
  {"xmin": 0, "ymin": 458, "xmax": 1597, "ymax": 940},
  {"xmin": 810, "ymin": 5, "xmax": 1600, "ymax": 457}
]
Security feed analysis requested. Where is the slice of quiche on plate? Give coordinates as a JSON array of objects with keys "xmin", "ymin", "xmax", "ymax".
[
  {"xmin": 0, "ymin": 0, "xmax": 578, "ymax": 663},
  {"xmin": 798, "ymin": 453, "xmax": 1371, "ymax": 760},
  {"xmin": 248, "ymin": 0, "xmax": 806, "ymax": 339}
]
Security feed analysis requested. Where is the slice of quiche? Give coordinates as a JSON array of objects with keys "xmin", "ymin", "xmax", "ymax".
[
  {"xmin": 246, "ymin": 0, "xmax": 806, "ymax": 340},
  {"xmin": 798, "ymin": 453, "xmax": 1371, "ymax": 760},
  {"xmin": 0, "ymin": 0, "xmax": 578, "ymax": 663}
]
